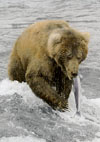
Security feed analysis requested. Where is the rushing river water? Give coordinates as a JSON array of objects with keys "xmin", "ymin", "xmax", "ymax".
[{"xmin": 0, "ymin": 0, "xmax": 100, "ymax": 142}]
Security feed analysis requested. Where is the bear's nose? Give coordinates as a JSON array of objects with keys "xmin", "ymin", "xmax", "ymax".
[{"xmin": 72, "ymin": 73, "xmax": 78, "ymax": 77}]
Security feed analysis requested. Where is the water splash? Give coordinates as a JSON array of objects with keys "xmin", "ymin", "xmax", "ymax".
[{"xmin": 0, "ymin": 79, "xmax": 100, "ymax": 142}]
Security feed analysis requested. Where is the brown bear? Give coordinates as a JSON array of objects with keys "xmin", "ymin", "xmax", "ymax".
[{"xmin": 8, "ymin": 20, "xmax": 89, "ymax": 111}]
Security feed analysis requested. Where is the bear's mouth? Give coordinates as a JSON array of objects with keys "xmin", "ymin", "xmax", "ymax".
[
  {"xmin": 72, "ymin": 73, "xmax": 78, "ymax": 78},
  {"xmin": 67, "ymin": 71, "xmax": 78, "ymax": 80},
  {"xmin": 56, "ymin": 60, "xmax": 77, "ymax": 80}
]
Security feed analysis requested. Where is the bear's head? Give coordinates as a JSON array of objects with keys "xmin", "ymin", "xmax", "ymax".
[{"xmin": 48, "ymin": 28, "xmax": 89, "ymax": 80}]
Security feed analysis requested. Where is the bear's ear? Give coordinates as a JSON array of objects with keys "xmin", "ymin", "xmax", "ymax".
[
  {"xmin": 47, "ymin": 33, "xmax": 62, "ymax": 58},
  {"xmin": 82, "ymin": 32, "xmax": 90, "ymax": 43},
  {"xmin": 49, "ymin": 33, "xmax": 62, "ymax": 44}
]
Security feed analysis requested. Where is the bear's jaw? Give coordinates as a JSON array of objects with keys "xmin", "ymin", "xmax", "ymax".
[
  {"xmin": 58, "ymin": 64, "xmax": 73, "ymax": 80},
  {"xmin": 67, "ymin": 70, "xmax": 78, "ymax": 80},
  {"xmin": 65, "ymin": 66, "xmax": 78, "ymax": 80},
  {"xmin": 54, "ymin": 58, "xmax": 73, "ymax": 80},
  {"xmin": 68, "ymin": 73, "xmax": 78, "ymax": 80},
  {"xmin": 66, "ymin": 71, "xmax": 73, "ymax": 80}
]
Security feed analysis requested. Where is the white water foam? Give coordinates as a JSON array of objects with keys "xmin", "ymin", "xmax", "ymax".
[
  {"xmin": 59, "ymin": 87, "xmax": 100, "ymax": 127},
  {"xmin": 85, "ymin": 138, "xmax": 100, "ymax": 142},
  {"xmin": 0, "ymin": 78, "xmax": 100, "ymax": 140},
  {"xmin": 0, "ymin": 136, "xmax": 46, "ymax": 142},
  {"xmin": 0, "ymin": 78, "xmax": 100, "ymax": 124},
  {"xmin": 0, "ymin": 78, "xmax": 44, "ymax": 107}
]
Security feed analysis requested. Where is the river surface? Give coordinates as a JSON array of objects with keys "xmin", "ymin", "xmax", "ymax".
[{"xmin": 0, "ymin": 0, "xmax": 100, "ymax": 142}]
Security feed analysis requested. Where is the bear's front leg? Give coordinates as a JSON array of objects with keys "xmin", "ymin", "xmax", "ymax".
[
  {"xmin": 26, "ymin": 72, "xmax": 68, "ymax": 111},
  {"xmin": 61, "ymin": 75, "xmax": 73, "ymax": 100}
]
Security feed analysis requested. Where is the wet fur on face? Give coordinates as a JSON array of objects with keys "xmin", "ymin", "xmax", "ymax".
[{"xmin": 48, "ymin": 28, "xmax": 89, "ymax": 80}]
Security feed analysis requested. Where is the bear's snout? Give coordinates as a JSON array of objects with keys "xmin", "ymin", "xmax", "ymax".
[
  {"xmin": 65, "ymin": 59, "xmax": 79, "ymax": 80},
  {"xmin": 71, "ymin": 73, "xmax": 78, "ymax": 78}
]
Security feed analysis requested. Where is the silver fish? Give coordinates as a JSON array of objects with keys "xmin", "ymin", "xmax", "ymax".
[{"xmin": 73, "ymin": 75, "xmax": 82, "ymax": 116}]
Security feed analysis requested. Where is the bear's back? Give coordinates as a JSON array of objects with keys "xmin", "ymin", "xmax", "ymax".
[
  {"xmin": 26, "ymin": 20, "xmax": 69, "ymax": 33},
  {"xmin": 14, "ymin": 20, "xmax": 69, "ymax": 59}
]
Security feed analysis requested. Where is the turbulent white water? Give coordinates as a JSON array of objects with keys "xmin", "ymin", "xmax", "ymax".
[
  {"xmin": 0, "ymin": 79, "xmax": 100, "ymax": 142},
  {"xmin": 0, "ymin": 0, "xmax": 100, "ymax": 141},
  {"xmin": 0, "ymin": 136, "xmax": 46, "ymax": 142}
]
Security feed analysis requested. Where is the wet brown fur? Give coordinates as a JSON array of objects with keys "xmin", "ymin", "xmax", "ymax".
[{"xmin": 8, "ymin": 20, "xmax": 89, "ymax": 111}]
